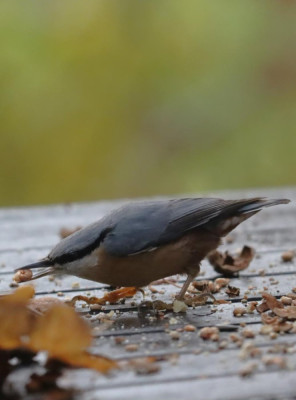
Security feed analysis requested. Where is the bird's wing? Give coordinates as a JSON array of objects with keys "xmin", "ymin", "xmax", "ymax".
[
  {"xmin": 102, "ymin": 198, "xmax": 239, "ymax": 256},
  {"xmin": 103, "ymin": 197, "xmax": 289, "ymax": 256}
]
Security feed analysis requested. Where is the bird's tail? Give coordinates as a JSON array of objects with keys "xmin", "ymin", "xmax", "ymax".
[
  {"xmin": 15, "ymin": 259, "xmax": 55, "ymax": 281},
  {"xmin": 237, "ymin": 198, "xmax": 290, "ymax": 214},
  {"xmin": 207, "ymin": 197, "xmax": 290, "ymax": 237}
]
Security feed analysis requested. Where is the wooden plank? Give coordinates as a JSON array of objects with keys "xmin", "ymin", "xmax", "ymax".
[
  {"xmin": 1, "ymin": 188, "xmax": 296, "ymax": 400},
  {"xmin": 54, "ymin": 341, "xmax": 296, "ymax": 395},
  {"xmin": 76, "ymin": 371, "xmax": 296, "ymax": 400}
]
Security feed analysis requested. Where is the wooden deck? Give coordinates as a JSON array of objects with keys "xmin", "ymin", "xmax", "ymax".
[{"xmin": 1, "ymin": 187, "xmax": 296, "ymax": 400}]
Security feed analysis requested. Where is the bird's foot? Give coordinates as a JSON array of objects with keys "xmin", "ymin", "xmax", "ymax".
[{"xmin": 69, "ymin": 287, "xmax": 143, "ymax": 306}]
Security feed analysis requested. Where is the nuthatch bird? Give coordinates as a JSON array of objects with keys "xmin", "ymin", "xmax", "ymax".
[{"xmin": 16, "ymin": 197, "xmax": 289, "ymax": 300}]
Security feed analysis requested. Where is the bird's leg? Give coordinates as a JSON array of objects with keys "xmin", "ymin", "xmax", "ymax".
[{"xmin": 175, "ymin": 274, "xmax": 196, "ymax": 301}]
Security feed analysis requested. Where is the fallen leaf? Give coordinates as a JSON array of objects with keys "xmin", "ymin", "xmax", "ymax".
[
  {"xmin": 0, "ymin": 286, "xmax": 36, "ymax": 349},
  {"xmin": 29, "ymin": 305, "xmax": 91, "ymax": 355},
  {"xmin": 0, "ymin": 287, "xmax": 116, "ymax": 373},
  {"xmin": 214, "ymin": 299, "xmax": 231, "ymax": 305},
  {"xmin": 70, "ymin": 287, "xmax": 139, "ymax": 306},
  {"xmin": 208, "ymin": 246, "xmax": 255, "ymax": 276}
]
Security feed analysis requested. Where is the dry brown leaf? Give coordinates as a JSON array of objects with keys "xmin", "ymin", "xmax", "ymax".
[
  {"xmin": 0, "ymin": 287, "xmax": 116, "ymax": 373},
  {"xmin": 70, "ymin": 286, "xmax": 139, "ymax": 306},
  {"xmin": 29, "ymin": 304, "xmax": 116, "ymax": 372},
  {"xmin": 29, "ymin": 305, "xmax": 91, "ymax": 356},
  {"xmin": 208, "ymin": 246, "xmax": 255, "ymax": 276},
  {"xmin": 214, "ymin": 299, "xmax": 231, "ymax": 305}
]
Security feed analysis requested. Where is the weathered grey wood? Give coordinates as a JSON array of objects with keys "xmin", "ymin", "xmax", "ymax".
[
  {"xmin": 76, "ymin": 371, "xmax": 296, "ymax": 400},
  {"xmin": 1, "ymin": 187, "xmax": 296, "ymax": 400},
  {"xmin": 91, "ymin": 321, "xmax": 296, "ymax": 359}
]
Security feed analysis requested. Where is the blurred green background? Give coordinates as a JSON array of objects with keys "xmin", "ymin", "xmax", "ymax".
[{"xmin": 1, "ymin": 1, "xmax": 296, "ymax": 206}]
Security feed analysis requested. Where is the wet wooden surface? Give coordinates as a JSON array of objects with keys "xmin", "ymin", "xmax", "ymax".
[{"xmin": 1, "ymin": 187, "xmax": 296, "ymax": 400}]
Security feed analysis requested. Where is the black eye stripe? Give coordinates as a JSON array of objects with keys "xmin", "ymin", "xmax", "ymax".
[{"xmin": 51, "ymin": 227, "xmax": 113, "ymax": 265}]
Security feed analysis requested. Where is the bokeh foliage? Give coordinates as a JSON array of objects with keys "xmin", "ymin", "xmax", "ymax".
[{"xmin": 1, "ymin": 1, "xmax": 296, "ymax": 206}]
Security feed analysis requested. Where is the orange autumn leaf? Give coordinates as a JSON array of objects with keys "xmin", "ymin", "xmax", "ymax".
[
  {"xmin": 0, "ymin": 285, "xmax": 35, "ymax": 303},
  {"xmin": 0, "ymin": 288, "xmax": 116, "ymax": 373},
  {"xmin": 0, "ymin": 286, "xmax": 35, "ymax": 349},
  {"xmin": 29, "ymin": 304, "xmax": 92, "ymax": 357},
  {"xmin": 70, "ymin": 286, "xmax": 138, "ymax": 306},
  {"xmin": 61, "ymin": 352, "xmax": 116, "ymax": 374}
]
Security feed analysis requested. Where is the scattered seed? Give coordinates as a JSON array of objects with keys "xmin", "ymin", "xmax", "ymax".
[
  {"xmin": 233, "ymin": 307, "xmax": 246, "ymax": 317},
  {"xmin": 114, "ymin": 337, "xmax": 125, "ymax": 345},
  {"xmin": 239, "ymin": 362, "xmax": 258, "ymax": 377},
  {"xmin": 125, "ymin": 344, "xmax": 139, "ymax": 352},
  {"xmin": 280, "ymin": 296, "xmax": 292, "ymax": 305},
  {"xmin": 281, "ymin": 251, "xmax": 294, "ymax": 262},
  {"xmin": 13, "ymin": 269, "xmax": 33, "ymax": 283},
  {"xmin": 169, "ymin": 331, "xmax": 181, "ymax": 340},
  {"xmin": 242, "ymin": 328, "xmax": 255, "ymax": 338},
  {"xmin": 199, "ymin": 327, "xmax": 219, "ymax": 341},
  {"xmin": 184, "ymin": 324, "xmax": 196, "ymax": 332}
]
